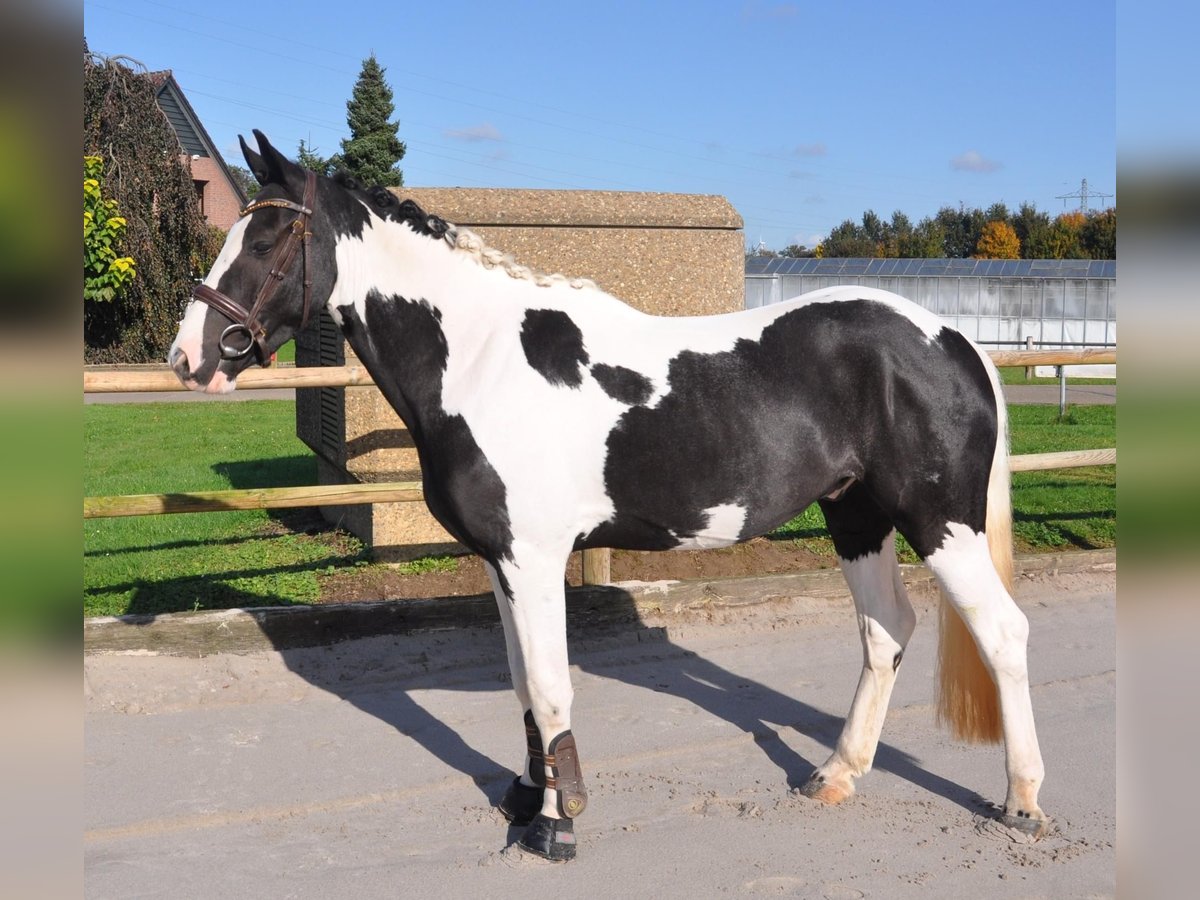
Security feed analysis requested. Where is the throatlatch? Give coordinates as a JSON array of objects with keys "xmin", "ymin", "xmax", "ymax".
[{"xmin": 545, "ymin": 730, "xmax": 587, "ymax": 818}]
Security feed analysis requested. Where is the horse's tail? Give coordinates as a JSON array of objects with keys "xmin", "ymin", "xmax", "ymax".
[{"xmin": 935, "ymin": 352, "xmax": 1010, "ymax": 744}]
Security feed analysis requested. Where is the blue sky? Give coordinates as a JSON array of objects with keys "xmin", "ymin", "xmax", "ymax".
[{"xmin": 84, "ymin": 0, "xmax": 1115, "ymax": 251}]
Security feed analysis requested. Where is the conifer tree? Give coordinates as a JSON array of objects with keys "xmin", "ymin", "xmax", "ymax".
[{"xmin": 336, "ymin": 54, "xmax": 406, "ymax": 187}]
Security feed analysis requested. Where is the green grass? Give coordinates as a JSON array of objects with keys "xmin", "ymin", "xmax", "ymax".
[
  {"xmin": 998, "ymin": 367, "xmax": 1114, "ymax": 386},
  {"xmin": 84, "ymin": 401, "xmax": 366, "ymax": 617},
  {"xmin": 1007, "ymin": 405, "xmax": 1116, "ymax": 551},
  {"xmin": 274, "ymin": 339, "xmax": 296, "ymax": 364},
  {"xmin": 84, "ymin": 401, "xmax": 1115, "ymax": 618}
]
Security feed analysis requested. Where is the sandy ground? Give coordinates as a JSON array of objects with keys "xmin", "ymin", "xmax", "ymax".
[{"xmin": 85, "ymin": 567, "xmax": 1114, "ymax": 898}]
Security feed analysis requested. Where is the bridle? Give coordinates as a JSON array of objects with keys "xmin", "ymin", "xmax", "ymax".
[{"xmin": 192, "ymin": 170, "xmax": 317, "ymax": 366}]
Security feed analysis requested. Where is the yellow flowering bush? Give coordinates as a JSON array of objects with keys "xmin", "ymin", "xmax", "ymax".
[{"xmin": 84, "ymin": 156, "xmax": 137, "ymax": 302}]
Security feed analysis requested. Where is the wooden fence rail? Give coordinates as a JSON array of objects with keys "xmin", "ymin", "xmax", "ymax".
[
  {"xmin": 84, "ymin": 350, "xmax": 1115, "ymax": 585},
  {"xmin": 82, "ymin": 449, "xmax": 1116, "ymax": 519},
  {"xmin": 82, "ymin": 348, "xmax": 1117, "ymax": 394}
]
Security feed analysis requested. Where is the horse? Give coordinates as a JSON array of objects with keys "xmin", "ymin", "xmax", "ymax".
[{"xmin": 169, "ymin": 130, "xmax": 1048, "ymax": 861}]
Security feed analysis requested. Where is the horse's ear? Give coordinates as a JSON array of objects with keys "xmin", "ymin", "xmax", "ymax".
[
  {"xmin": 246, "ymin": 129, "xmax": 303, "ymax": 188},
  {"xmin": 240, "ymin": 134, "xmax": 269, "ymax": 185}
]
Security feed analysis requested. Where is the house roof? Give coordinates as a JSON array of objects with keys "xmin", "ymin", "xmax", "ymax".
[{"xmin": 148, "ymin": 70, "xmax": 247, "ymax": 205}]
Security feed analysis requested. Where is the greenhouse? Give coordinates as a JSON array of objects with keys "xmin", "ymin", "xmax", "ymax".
[{"xmin": 744, "ymin": 257, "xmax": 1115, "ymax": 349}]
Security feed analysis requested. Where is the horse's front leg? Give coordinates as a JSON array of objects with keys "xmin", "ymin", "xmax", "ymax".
[
  {"xmin": 484, "ymin": 562, "xmax": 544, "ymax": 825},
  {"xmin": 487, "ymin": 552, "xmax": 586, "ymax": 861}
]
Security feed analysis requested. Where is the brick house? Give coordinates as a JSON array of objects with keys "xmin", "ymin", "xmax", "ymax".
[{"xmin": 149, "ymin": 71, "xmax": 246, "ymax": 230}]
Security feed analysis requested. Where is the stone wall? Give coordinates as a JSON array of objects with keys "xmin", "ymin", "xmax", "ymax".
[{"xmin": 297, "ymin": 188, "xmax": 744, "ymax": 561}]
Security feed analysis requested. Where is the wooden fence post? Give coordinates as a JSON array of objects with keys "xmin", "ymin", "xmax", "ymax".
[{"xmin": 581, "ymin": 548, "xmax": 612, "ymax": 586}]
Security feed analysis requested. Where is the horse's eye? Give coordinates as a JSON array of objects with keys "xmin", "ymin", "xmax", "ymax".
[{"xmin": 252, "ymin": 240, "xmax": 273, "ymax": 255}]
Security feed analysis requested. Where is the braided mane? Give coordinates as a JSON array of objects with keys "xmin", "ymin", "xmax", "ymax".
[{"xmin": 333, "ymin": 172, "xmax": 596, "ymax": 290}]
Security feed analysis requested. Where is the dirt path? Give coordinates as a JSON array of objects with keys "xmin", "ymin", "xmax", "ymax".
[{"xmin": 85, "ymin": 567, "xmax": 1114, "ymax": 898}]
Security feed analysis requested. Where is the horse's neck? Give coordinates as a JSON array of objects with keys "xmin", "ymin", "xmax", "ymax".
[{"xmin": 326, "ymin": 220, "xmax": 582, "ymax": 437}]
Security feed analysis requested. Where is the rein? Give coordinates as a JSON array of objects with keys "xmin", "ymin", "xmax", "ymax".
[{"xmin": 192, "ymin": 170, "xmax": 317, "ymax": 366}]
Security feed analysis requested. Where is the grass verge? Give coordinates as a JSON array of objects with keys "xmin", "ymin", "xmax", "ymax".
[{"xmin": 84, "ymin": 401, "xmax": 1114, "ymax": 617}]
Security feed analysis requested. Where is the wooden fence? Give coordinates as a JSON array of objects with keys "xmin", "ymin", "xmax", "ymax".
[
  {"xmin": 81, "ymin": 349, "xmax": 1117, "ymax": 394},
  {"xmin": 84, "ymin": 349, "xmax": 1116, "ymax": 584}
]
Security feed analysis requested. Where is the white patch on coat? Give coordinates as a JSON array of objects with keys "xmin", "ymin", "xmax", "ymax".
[{"xmin": 671, "ymin": 503, "xmax": 748, "ymax": 550}]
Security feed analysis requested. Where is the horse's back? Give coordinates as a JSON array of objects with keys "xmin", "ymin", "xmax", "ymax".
[{"xmin": 584, "ymin": 287, "xmax": 1001, "ymax": 553}]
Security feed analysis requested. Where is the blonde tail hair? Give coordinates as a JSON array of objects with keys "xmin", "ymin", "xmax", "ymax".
[{"xmin": 935, "ymin": 365, "xmax": 1011, "ymax": 744}]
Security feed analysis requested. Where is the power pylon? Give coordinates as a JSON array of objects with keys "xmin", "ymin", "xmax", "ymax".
[{"xmin": 1056, "ymin": 178, "xmax": 1113, "ymax": 214}]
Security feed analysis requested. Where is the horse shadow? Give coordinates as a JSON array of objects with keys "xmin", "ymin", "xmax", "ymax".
[
  {"xmin": 247, "ymin": 580, "xmax": 988, "ymax": 818},
  {"xmin": 103, "ymin": 454, "xmax": 987, "ymax": 815}
]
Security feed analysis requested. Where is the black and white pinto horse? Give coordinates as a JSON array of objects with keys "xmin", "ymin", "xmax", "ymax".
[{"xmin": 170, "ymin": 132, "xmax": 1047, "ymax": 861}]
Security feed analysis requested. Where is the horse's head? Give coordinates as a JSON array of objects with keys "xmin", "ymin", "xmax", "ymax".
[{"xmin": 169, "ymin": 130, "xmax": 336, "ymax": 392}]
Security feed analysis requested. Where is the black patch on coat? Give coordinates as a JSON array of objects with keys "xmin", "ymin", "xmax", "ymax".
[
  {"xmin": 520, "ymin": 309, "xmax": 589, "ymax": 388},
  {"xmin": 818, "ymin": 481, "xmax": 894, "ymax": 562},
  {"xmin": 335, "ymin": 291, "xmax": 514, "ymax": 578},
  {"xmin": 579, "ymin": 300, "xmax": 997, "ymax": 560},
  {"xmin": 590, "ymin": 363, "xmax": 653, "ymax": 406}
]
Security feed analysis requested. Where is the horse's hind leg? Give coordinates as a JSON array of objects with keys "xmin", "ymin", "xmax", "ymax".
[
  {"xmin": 923, "ymin": 524, "xmax": 1047, "ymax": 833},
  {"xmin": 800, "ymin": 487, "xmax": 916, "ymax": 804}
]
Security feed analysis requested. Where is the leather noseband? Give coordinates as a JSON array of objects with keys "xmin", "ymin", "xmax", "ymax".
[{"xmin": 192, "ymin": 169, "xmax": 317, "ymax": 366}]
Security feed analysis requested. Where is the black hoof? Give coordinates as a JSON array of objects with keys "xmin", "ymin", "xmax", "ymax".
[
  {"xmin": 517, "ymin": 813, "xmax": 576, "ymax": 862},
  {"xmin": 498, "ymin": 777, "xmax": 543, "ymax": 827},
  {"xmin": 1000, "ymin": 810, "xmax": 1050, "ymax": 839},
  {"xmin": 796, "ymin": 771, "xmax": 825, "ymax": 799}
]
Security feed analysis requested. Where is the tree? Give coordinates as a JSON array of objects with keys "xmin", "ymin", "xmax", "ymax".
[
  {"xmin": 84, "ymin": 52, "xmax": 209, "ymax": 363},
  {"xmin": 336, "ymin": 54, "xmax": 406, "ymax": 186},
  {"xmin": 1030, "ymin": 211, "xmax": 1087, "ymax": 259},
  {"xmin": 1011, "ymin": 202, "xmax": 1051, "ymax": 259},
  {"xmin": 934, "ymin": 204, "xmax": 988, "ymax": 258},
  {"xmin": 860, "ymin": 209, "xmax": 886, "ymax": 247},
  {"xmin": 984, "ymin": 202, "xmax": 1011, "ymax": 224},
  {"xmin": 780, "ymin": 244, "xmax": 815, "ymax": 258},
  {"xmin": 1082, "ymin": 208, "xmax": 1116, "ymax": 258},
  {"xmin": 821, "ymin": 216, "xmax": 880, "ymax": 257},
  {"xmin": 898, "ymin": 217, "xmax": 945, "ymax": 258},
  {"xmin": 227, "ymin": 164, "xmax": 260, "ymax": 200},
  {"xmin": 296, "ymin": 139, "xmax": 336, "ymax": 177},
  {"xmin": 974, "ymin": 220, "xmax": 1021, "ymax": 259}
]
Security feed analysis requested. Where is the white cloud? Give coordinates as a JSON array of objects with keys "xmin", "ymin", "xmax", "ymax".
[
  {"xmin": 445, "ymin": 123, "xmax": 504, "ymax": 142},
  {"xmin": 950, "ymin": 150, "xmax": 1002, "ymax": 173}
]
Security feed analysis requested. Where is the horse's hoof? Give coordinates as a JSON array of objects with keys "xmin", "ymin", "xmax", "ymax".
[
  {"xmin": 498, "ymin": 777, "xmax": 542, "ymax": 827},
  {"xmin": 1000, "ymin": 809, "xmax": 1050, "ymax": 839},
  {"xmin": 516, "ymin": 813, "xmax": 577, "ymax": 862},
  {"xmin": 796, "ymin": 772, "xmax": 853, "ymax": 805}
]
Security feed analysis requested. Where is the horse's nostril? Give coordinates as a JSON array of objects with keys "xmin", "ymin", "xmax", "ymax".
[{"xmin": 169, "ymin": 346, "xmax": 190, "ymax": 378}]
